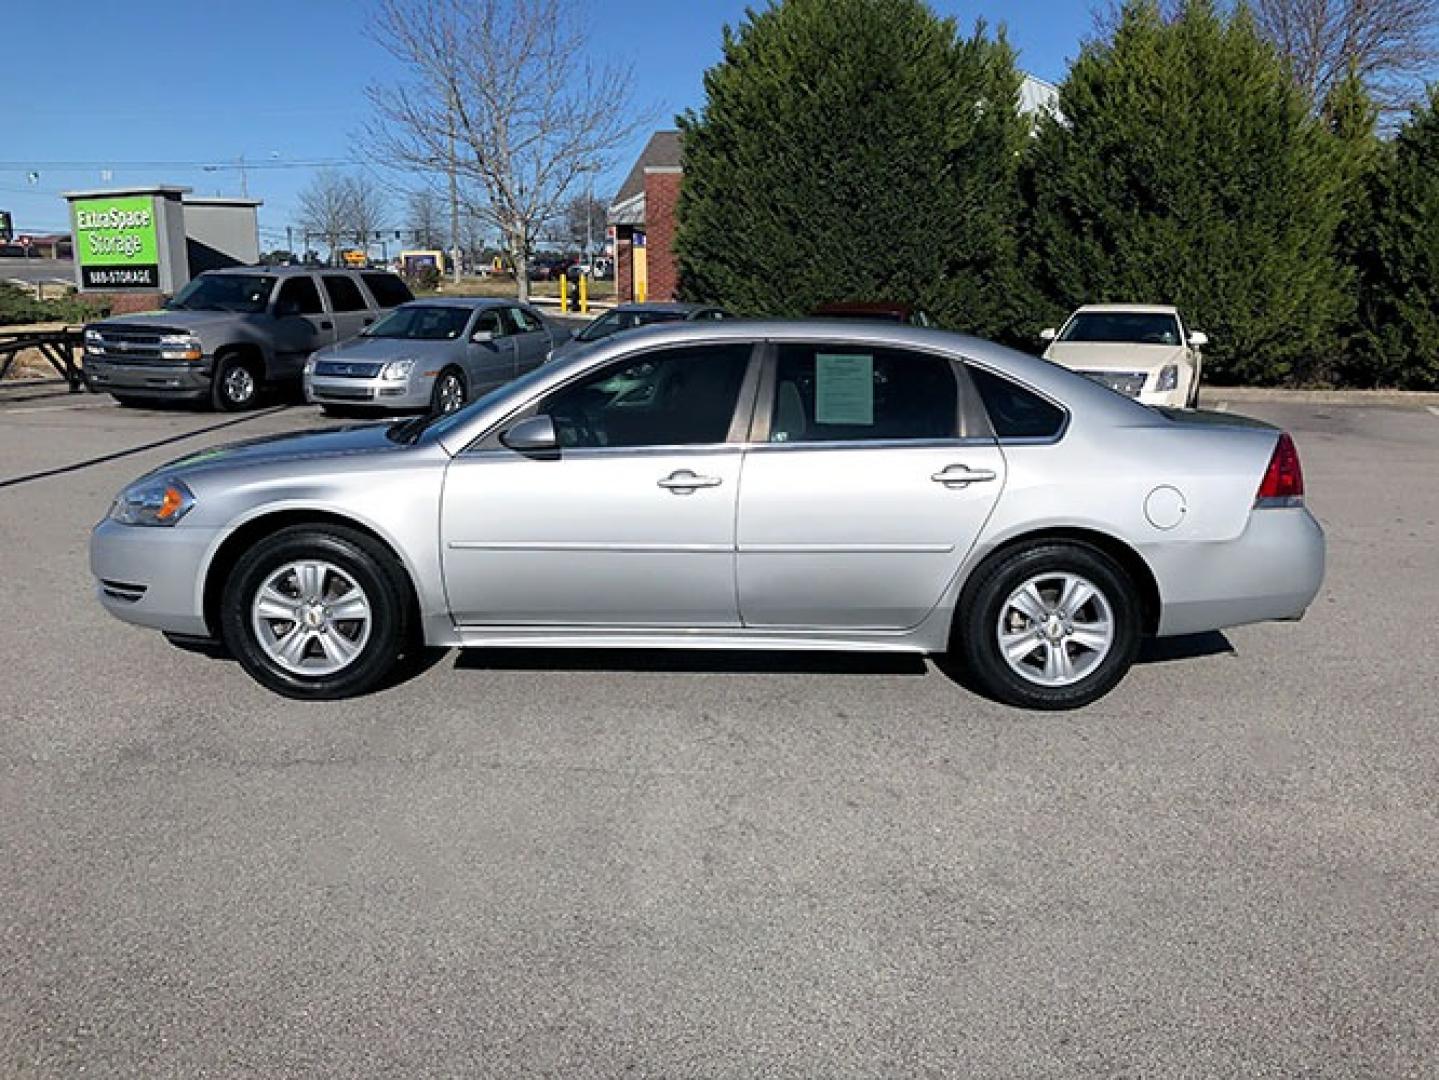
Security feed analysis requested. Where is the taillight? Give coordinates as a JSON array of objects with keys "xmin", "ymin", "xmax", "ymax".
[{"xmin": 1255, "ymin": 432, "xmax": 1304, "ymax": 507}]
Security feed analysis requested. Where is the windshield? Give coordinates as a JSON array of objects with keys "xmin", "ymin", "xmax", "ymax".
[
  {"xmin": 576, "ymin": 309, "xmax": 686, "ymax": 343},
  {"xmin": 1059, "ymin": 312, "xmax": 1181, "ymax": 345},
  {"xmin": 367, "ymin": 305, "xmax": 473, "ymax": 340},
  {"xmin": 166, "ymin": 274, "xmax": 273, "ymax": 313},
  {"xmin": 389, "ymin": 361, "xmax": 557, "ymax": 445}
]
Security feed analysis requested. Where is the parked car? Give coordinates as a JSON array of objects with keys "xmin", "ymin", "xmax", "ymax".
[
  {"xmin": 91, "ymin": 320, "xmax": 1323, "ymax": 710},
  {"xmin": 304, "ymin": 298, "xmax": 560, "ymax": 416},
  {"xmin": 812, "ymin": 301, "xmax": 933, "ymax": 326},
  {"xmin": 83, "ymin": 266, "xmax": 414, "ymax": 411},
  {"xmin": 1040, "ymin": 304, "xmax": 1207, "ymax": 408},
  {"xmin": 548, "ymin": 301, "xmax": 730, "ymax": 363}
]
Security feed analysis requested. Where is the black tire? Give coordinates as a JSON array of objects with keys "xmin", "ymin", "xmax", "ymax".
[
  {"xmin": 220, "ymin": 525, "xmax": 415, "ymax": 700},
  {"xmin": 430, "ymin": 367, "xmax": 467, "ymax": 415},
  {"xmin": 211, "ymin": 351, "xmax": 263, "ymax": 412},
  {"xmin": 955, "ymin": 541, "xmax": 1142, "ymax": 710}
]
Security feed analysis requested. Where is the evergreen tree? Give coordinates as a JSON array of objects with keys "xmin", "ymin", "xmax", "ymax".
[
  {"xmin": 674, "ymin": 0, "xmax": 1030, "ymax": 340},
  {"xmin": 1351, "ymin": 91, "xmax": 1439, "ymax": 389},
  {"xmin": 1025, "ymin": 1, "xmax": 1349, "ymax": 385}
]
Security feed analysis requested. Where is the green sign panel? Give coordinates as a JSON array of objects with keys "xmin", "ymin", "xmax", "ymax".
[{"xmin": 73, "ymin": 195, "xmax": 160, "ymax": 288}]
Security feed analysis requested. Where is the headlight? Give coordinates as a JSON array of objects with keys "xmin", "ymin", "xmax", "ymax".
[
  {"xmin": 381, "ymin": 359, "xmax": 417, "ymax": 381},
  {"xmin": 109, "ymin": 477, "xmax": 196, "ymax": 527},
  {"xmin": 1155, "ymin": 364, "xmax": 1179, "ymax": 392},
  {"xmin": 303, "ymin": 355, "xmax": 318, "ymax": 377},
  {"xmin": 84, "ymin": 328, "xmax": 102, "ymax": 355},
  {"xmin": 157, "ymin": 333, "xmax": 202, "ymax": 361}
]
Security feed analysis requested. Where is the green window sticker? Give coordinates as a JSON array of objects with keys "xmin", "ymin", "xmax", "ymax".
[{"xmin": 815, "ymin": 353, "xmax": 874, "ymax": 426}]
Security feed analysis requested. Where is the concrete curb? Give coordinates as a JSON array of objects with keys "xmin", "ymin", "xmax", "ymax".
[{"xmin": 1200, "ymin": 387, "xmax": 1439, "ymax": 407}]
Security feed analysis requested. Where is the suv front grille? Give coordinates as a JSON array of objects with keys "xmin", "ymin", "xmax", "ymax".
[
  {"xmin": 1079, "ymin": 370, "xmax": 1148, "ymax": 397},
  {"xmin": 89, "ymin": 325, "xmax": 187, "ymax": 363}
]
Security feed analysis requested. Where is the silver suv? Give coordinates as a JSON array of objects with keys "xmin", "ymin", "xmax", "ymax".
[{"xmin": 83, "ymin": 266, "xmax": 414, "ymax": 411}]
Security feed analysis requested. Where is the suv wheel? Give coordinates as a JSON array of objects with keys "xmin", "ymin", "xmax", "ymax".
[
  {"xmin": 212, "ymin": 352, "xmax": 261, "ymax": 412},
  {"xmin": 956, "ymin": 542, "xmax": 1142, "ymax": 710},
  {"xmin": 220, "ymin": 525, "xmax": 413, "ymax": 699}
]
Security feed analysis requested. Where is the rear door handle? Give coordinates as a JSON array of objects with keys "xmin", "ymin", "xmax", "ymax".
[
  {"xmin": 931, "ymin": 464, "xmax": 997, "ymax": 487},
  {"xmin": 658, "ymin": 469, "xmax": 722, "ymax": 493}
]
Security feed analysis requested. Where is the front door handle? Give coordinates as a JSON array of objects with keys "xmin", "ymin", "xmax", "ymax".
[
  {"xmin": 931, "ymin": 464, "xmax": 997, "ymax": 488},
  {"xmin": 658, "ymin": 469, "xmax": 722, "ymax": 494}
]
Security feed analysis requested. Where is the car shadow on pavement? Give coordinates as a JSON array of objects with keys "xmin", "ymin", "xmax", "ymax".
[
  {"xmin": 454, "ymin": 648, "xmax": 929, "ymax": 677},
  {"xmin": 1137, "ymin": 630, "xmax": 1234, "ymax": 664}
]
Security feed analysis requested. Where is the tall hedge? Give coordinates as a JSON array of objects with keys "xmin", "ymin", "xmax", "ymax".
[
  {"xmin": 1024, "ymin": 1, "xmax": 1350, "ymax": 385},
  {"xmin": 1350, "ymin": 92, "xmax": 1439, "ymax": 389},
  {"xmin": 674, "ymin": 0, "xmax": 1031, "ymax": 341}
]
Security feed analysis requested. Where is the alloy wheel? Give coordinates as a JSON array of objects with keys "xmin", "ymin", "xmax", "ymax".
[
  {"xmin": 250, "ymin": 559, "xmax": 373, "ymax": 676},
  {"xmin": 996, "ymin": 571, "xmax": 1114, "ymax": 687}
]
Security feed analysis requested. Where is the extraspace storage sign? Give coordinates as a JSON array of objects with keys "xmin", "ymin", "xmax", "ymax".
[{"xmin": 72, "ymin": 196, "xmax": 160, "ymax": 288}]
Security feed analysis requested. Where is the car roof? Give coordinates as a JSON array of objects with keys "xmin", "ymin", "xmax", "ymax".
[{"xmin": 1070, "ymin": 303, "xmax": 1180, "ymax": 315}]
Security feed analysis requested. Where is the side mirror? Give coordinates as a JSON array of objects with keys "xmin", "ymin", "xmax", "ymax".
[
  {"xmin": 471, "ymin": 329, "xmax": 496, "ymax": 343},
  {"xmin": 1187, "ymin": 331, "xmax": 1209, "ymax": 348},
  {"xmin": 500, "ymin": 414, "xmax": 559, "ymax": 453},
  {"xmin": 1039, "ymin": 328, "xmax": 1057, "ymax": 342}
]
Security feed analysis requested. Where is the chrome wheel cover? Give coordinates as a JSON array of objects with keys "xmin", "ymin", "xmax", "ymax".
[
  {"xmin": 250, "ymin": 560, "xmax": 372, "ymax": 676},
  {"xmin": 224, "ymin": 365, "xmax": 255, "ymax": 403},
  {"xmin": 997, "ymin": 571, "xmax": 1115, "ymax": 688},
  {"xmin": 435, "ymin": 374, "xmax": 464, "ymax": 413}
]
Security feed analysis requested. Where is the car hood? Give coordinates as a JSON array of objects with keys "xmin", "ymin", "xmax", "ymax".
[
  {"xmin": 94, "ymin": 309, "xmax": 249, "ymax": 333},
  {"xmin": 154, "ymin": 421, "xmax": 404, "ymax": 480},
  {"xmin": 1043, "ymin": 342, "xmax": 1188, "ymax": 373},
  {"xmin": 313, "ymin": 336, "xmax": 462, "ymax": 361}
]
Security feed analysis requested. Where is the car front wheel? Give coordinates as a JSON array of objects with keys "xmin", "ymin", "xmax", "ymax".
[
  {"xmin": 220, "ymin": 525, "xmax": 413, "ymax": 699},
  {"xmin": 211, "ymin": 352, "xmax": 262, "ymax": 412},
  {"xmin": 956, "ymin": 542, "xmax": 1142, "ymax": 710}
]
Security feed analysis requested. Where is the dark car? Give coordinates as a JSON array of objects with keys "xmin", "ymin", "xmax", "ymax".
[
  {"xmin": 547, "ymin": 301, "xmax": 730, "ymax": 362},
  {"xmin": 812, "ymin": 301, "xmax": 933, "ymax": 327}
]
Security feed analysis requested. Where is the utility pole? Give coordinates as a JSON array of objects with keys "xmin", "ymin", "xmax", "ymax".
[{"xmin": 447, "ymin": 93, "xmax": 461, "ymax": 284}]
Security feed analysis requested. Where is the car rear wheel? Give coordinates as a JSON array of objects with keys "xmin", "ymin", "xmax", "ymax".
[
  {"xmin": 956, "ymin": 542, "xmax": 1142, "ymax": 710},
  {"xmin": 212, "ymin": 352, "xmax": 262, "ymax": 412},
  {"xmin": 430, "ymin": 368, "xmax": 466, "ymax": 414},
  {"xmin": 220, "ymin": 525, "xmax": 413, "ymax": 699}
]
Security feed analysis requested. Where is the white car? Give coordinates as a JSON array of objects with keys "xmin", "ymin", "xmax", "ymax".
[{"xmin": 1040, "ymin": 304, "xmax": 1207, "ymax": 408}]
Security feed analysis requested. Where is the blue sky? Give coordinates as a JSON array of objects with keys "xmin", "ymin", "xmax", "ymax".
[{"xmin": 2, "ymin": 1, "xmax": 1095, "ymax": 246}]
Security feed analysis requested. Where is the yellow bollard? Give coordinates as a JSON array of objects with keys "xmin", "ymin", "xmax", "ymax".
[
  {"xmin": 559, "ymin": 272, "xmax": 569, "ymax": 313},
  {"xmin": 579, "ymin": 272, "xmax": 589, "ymax": 315}
]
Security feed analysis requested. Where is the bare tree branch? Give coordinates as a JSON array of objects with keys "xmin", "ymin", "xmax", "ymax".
[
  {"xmin": 364, "ymin": 0, "xmax": 650, "ymax": 299},
  {"xmin": 1253, "ymin": 0, "xmax": 1439, "ymax": 111}
]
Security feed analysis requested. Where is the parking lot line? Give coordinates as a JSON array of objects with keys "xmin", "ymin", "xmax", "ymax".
[
  {"xmin": 1213, "ymin": 401, "xmax": 1230, "ymax": 412},
  {"xmin": 1427, "ymin": 406, "xmax": 1439, "ymax": 418},
  {"xmin": 1, "ymin": 399, "xmax": 118, "ymax": 415}
]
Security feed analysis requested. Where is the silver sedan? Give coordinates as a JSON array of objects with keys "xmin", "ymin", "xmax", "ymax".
[
  {"xmin": 303, "ymin": 298, "xmax": 559, "ymax": 415},
  {"xmin": 91, "ymin": 321, "xmax": 1324, "ymax": 710}
]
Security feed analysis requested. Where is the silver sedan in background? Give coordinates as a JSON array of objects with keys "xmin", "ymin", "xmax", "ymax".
[
  {"xmin": 304, "ymin": 298, "xmax": 560, "ymax": 415},
  {"xmin": 92, "ymin": 320, "xmax": 1323, "ymax": 710},
  {"xmin": 547, "ymin": 301, "xmax": 730, "ymax": 363}
]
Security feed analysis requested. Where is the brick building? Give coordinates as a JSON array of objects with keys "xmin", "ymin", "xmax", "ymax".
[{"xmin": 607, "ymin": 130, "xmax": 683, "ymax": 304}]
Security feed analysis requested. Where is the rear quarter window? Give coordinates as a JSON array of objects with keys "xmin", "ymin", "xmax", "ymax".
[{"xmin": 967, "ymin": 365, "xmax": 1066, "ymax": 440}]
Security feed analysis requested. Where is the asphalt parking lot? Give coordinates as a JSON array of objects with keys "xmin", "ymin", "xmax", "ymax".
[{"xmin": 1, "ymin": 384, "xmax": 1435, "ymax": 1077}]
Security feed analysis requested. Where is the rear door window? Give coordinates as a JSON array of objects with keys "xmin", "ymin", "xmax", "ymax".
[
  {"xmin": 275, "ymin": 275, "xmax": 324, "ymax": 315},
  {"xmin": 768, "ymin": 344, "xmax": 960, "ymax": 443},
  {"xmin": 361, "ymin": 272, "xmax": 415, "ymax": 309},
  {"xmin": 322, "ymin": 275, "xmax": 368, "ymax": 312}
]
